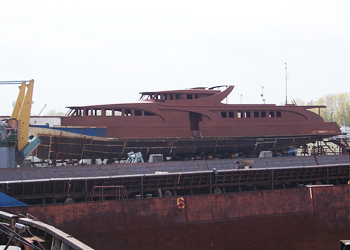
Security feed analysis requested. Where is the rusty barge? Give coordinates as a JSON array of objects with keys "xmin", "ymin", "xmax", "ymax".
[
  {"xmin": 1, "ymin": 155, "xmax": 350, "ymax": 249},
  {"xmin": 3, "ymin": 184, "xmax": 350, "ymax": 250},
  {"xmin": 29, "ymin": 85, "xmax": 341, "ymax": 161}
]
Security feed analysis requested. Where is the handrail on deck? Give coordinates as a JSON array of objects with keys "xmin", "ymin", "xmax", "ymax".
[{"xmin": 88, "ymin": 185, "xmax": 128, "ymax": 202}]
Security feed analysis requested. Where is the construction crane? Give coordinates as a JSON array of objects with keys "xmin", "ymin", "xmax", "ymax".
[{"xmin": 0, "ymin": 80, "xmax": 40, "ymax": 167}]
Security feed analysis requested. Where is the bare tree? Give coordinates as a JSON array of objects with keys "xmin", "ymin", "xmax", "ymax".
[
  {"xmin": 299, "ymin": 92, "xmax": 350, "ymax": 126},
  {"xmin": 335, "ymin": 92, "xmax": 350, "ymax": 126},
  {"xmin": 322, "ymin": 94, "xmax": 337, "ymax": 122}
]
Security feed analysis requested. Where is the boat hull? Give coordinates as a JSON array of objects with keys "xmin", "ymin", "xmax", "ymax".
[
  {"xmin": 34, "ymin": 131, "xmax": 322, "ymax": 160},
  {"xmin": 3, "ymin": 185, "xmax": 350, "ymax": 250}
]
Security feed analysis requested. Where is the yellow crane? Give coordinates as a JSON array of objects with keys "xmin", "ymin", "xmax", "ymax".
[
  {"xmin": 10, "ymin": 80, "xmax": 34, "ymax": 151},
  {"xmin": 0, "ymin": 80, "xmax": 39, "ymax": 166}
]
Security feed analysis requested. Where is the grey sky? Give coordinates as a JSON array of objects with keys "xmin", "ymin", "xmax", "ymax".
[{"xmin": 1, "ymin": 0, "xmax": 349, "ymax": 115}]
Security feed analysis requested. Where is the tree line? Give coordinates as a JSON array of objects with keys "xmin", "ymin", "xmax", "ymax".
[{"xmin": 297, "ymin": 92, "xmax": 350, "ymax": 127}]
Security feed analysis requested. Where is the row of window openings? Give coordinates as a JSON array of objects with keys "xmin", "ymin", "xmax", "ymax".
[
  {"xmin": 73, "ymin": 109, "xmax": 155, "ymax": 117},
  {"xmin": 142, "ymin": 93, "xmax": 200, "ymax": 101},
  {"xmin": 221, "ymin": 111, "xmax": 282, "ymax": 118}
]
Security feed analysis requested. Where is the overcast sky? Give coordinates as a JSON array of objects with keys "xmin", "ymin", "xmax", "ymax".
[{"xmin": 1, "ymin": 0, "xmax": 349, "ymax": 116}]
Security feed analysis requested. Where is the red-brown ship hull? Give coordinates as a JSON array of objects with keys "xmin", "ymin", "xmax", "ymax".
[{"xmin": 35, "ymin": 133, "xmax": 325, "ymax": 160}]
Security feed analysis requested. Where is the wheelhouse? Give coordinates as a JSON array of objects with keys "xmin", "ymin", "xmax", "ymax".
[{"xmin": 139, "ymin": 86, "xmax": 225, "ymax": 102}]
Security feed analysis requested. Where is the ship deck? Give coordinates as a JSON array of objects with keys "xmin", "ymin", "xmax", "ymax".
[
  {"xmin": 1, "ymin": 155, "xmax": 348, "ymax": 181},
  {"xmin": 1, "ymin": 155, "xmax": 349, "ymax": 205}
]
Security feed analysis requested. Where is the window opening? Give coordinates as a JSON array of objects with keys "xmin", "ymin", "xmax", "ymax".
[
  {"xmin": 254, "ymin": 111, "xmax": 259, "ymax": 118},
  {"xmin": 187, "ymin": 94, "xmax": 193, "ymax": 99},
  {"xmin": 114, "ymin": 109, "xmax": 122, "ymax": 116},
  {"xmin": 124, "ymin": 109, "xmax": 132, "ymax": 116},
  {"xmin": 269, "ymin": 111, "xmax": 275, "ymax": 118},
  {"xmin": 67, "ymin": 109, "xmax": 74, "ymax": 116},
  {"xmin": 135, "ymin": 110, "xmax": 142, "ymax": 116},
  {"xmin": 221, "ymin": 111, "xmax": 227, "ymax": 118},
  {"xmin": 237, "ymin": 112, "xmax": 243, "ymax": 118},
  {"xmin": 105, "ymin": 109, "xmax": 113, "ymax": 116},
  {"xmin": 245, "ymin": 111, "xmax": 251, "ymax": 118},
  {"xmin": 277, "ymin": 111, "xmax": 282, "ymax": 117},
  {"xmin": 145, "ymin": 111, "xmax": 155, "ymax": 116},
  {"xmin": 92, "ymin": 109, "xmax": 102, "ymax": 116},
  {"xmin": 75, "ymin": 109, "xmax": 83, "ymax": 116},
  {"xmin": 261, "ymin": 111, "xmax": 266, "ymax": 118},
  {"xmin": 229, "ymin": 111, "xmax": 234, "ymax": 118}
]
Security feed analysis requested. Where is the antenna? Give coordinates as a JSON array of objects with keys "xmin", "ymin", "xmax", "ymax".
[
  {"xmin": 241, "ymin": 94, "xmax": 243, "ymax": 104},
  {"xmin": 285, "ymin": 63, "xmax": 288, "ymax": 105},
  {"xmin": 261, "ymin": 86, "xmax": 265, "ymax": 104}
]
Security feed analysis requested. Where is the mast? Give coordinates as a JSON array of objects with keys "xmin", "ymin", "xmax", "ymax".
[{"xmin": 285, "ymin": 63, "xmax": 288, "ymax": 105}]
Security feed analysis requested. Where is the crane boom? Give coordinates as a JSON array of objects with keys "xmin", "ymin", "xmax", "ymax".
[
  {"xmin": 17, "ymin": 80, "xmax": 34, "ymax": 151},
  {"xmin": 0, "ymin": 79, "xmax": 39, "ymax": 166}
]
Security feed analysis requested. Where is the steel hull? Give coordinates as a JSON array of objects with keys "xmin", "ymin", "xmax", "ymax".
[
  {"xmin": 34, "ymin": 132, "xmax": 323, "ymax": 160},
  {"xmin": 3, "ymin": 185, "xmax": 350, "ymax": 250}
]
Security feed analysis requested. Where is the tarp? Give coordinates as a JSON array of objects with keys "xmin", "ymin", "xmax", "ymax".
[{"xmin": 0, "ymin": 192, "xmax": 27, "ymax": 207}]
